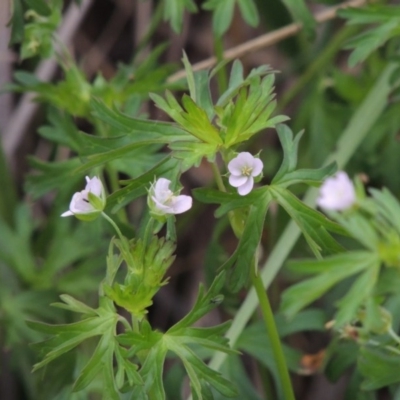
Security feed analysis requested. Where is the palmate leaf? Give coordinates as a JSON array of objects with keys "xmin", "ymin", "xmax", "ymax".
[
  {"xmin": 151, "ymin": 92, "xmax": 222, "ymax": 144},
  {"xmin": 222, "ymin": 75, "xmax": 288, "ymax": 147},
  {"xmin": 217, "ymin": 61, "xmax": 273, "ymax": 107},
  {"xmin": 90, "ymin": 99, "xmax": 192, "ymax": 142},
  {"xmin": 272, "ymin": 124, "xmax": 303, "ymax": 183},
  {"xmin": 358, "ymin": 346, "xmax": 400, "ymax": 390},
  {"xmin": 28, "ymin": 297, "xmax": 129, "ymax": 397},
  {"xmin": 339, "ymin": 5, "xmax": 400, "ymax": 67},
  {"xmin": 280, "ymin": 251, "xmax": 380, "ymax": 326},
  {"xmin": 119, "ymin": 273, "xmax": 236, "ymax": 399}
]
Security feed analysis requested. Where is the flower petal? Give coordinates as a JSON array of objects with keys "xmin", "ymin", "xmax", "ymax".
[
  {"xmin": 61, "ymin": 210, "xmax": 74, "ymax": 217},
  {"xmin": 171, "ymin": 195, "xmax": 192, "ymax": 214},
  {"xmin": 154, "ymin": 178, "xmax": 171, "ymax": 194},
  {"xmin": 69, "ymin": 192, "xmax": 95, "ymax": 214},
  {"xmin": 229, "ymin": 174, "xmax": 248, "ymax": 187},
  {"xmin": 85, "ymin": 176, "xmax": 104, "ymax": 197},
  {"xmin": 316, "ymin": 171, "xmax": 356, "ymax": 211},
  {"xmin": 227, "ymin": 157, "xmax": 244, "ymax": 175},
  {"xmin": 237, "ymin": 177, "xmax": 254, "ymax": 196},
  {"xmin": 251, "ymin": 158, "xmax": 264, "ymax": 177},
  {"xmin": 151, "ymin": 196, "xmax": 173, "ymax": 213}
]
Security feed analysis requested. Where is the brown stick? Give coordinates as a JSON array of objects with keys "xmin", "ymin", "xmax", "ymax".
[{"xmin": 168, "ymin": 0, "xmax": 366, "ymax": 83}]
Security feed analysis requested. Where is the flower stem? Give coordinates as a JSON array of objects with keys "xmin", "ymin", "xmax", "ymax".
[
  {"xmin": 250, "ymin": 262, "xmax": 295, "ymax": 400},
  {"xmin": 101, "ymin": 212, "xmax": 134, "ymax": 265},
  {"xmin": 211, "ymin": 160, "xmax": 294, "ymax": 399},
  {"xmin": 211, "ymin": 162, "xmax": 226, "ymax": 192}
]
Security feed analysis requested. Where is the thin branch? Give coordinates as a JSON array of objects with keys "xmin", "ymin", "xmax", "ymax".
[{"xmin": 168, "ymin": 0, "xmax": 366, "ymax": 83}]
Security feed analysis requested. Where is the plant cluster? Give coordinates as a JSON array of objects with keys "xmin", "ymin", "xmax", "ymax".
[{"xmin": 3, "ymin": 0, "xmax": 400, "ymax": 399}]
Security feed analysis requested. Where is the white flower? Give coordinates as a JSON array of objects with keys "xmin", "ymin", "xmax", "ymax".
[
  {"xmin": 61, "ymin": 176, "xmax": 106, "ymax": 220},
  {"xmin": 317, "ymin": 171, "xmax": 356, "ymax": 211},
  {"xmin": 149, "ymin": 178, "xmax": 192, "ymax": 217},
  {"xmin": 228, "ymin": 152, "xmax": 264, "ymax": 196}
]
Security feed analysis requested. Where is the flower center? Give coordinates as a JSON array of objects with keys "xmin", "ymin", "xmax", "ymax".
[
  {"xmin": 241, "ymin": 165, "xmax": 253, "ymax": 177},
  {"xmin": 161, "ymin": 190, "xmax": 175, "ymax": 205}
]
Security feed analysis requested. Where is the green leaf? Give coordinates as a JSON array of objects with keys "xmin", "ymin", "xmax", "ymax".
[
  {"xmin": 223, "ymin": 75, "xmax": 288, "ymax": 147},
  {"xmin": 73, "ymin": 139, "xmax": 164, "ymax": 174},
  {"xmin": 270, "ymin": 186, "xmax": 346, "ymax": 256},
  {"xmin": 73, "ymin": 332, "xmax": 115, "ymax": 392},
  {"xmin": 339, "ymin": 5, "xmax": 400, "ymax": 24},
  {"xmin": 358, "ymin": 346, "xmax": 400, "ymax": 390},
  {"xmin": 280, "ymin": 0, "xmax": 316, "ymax": 39},
  {"xmin": 28, "ymin": 298, "xmax": 118, "ymax": 371},
  {"xmin": 163, "ymin": 0, "xmax": 197, "ymax": 33},
  {"xmin": 24, "ymin": 0, "xmax": 51, "ymax": 15},
  {"xmin": 222, "ymin": 191, "xmax": 271, "ymax": 292},
  {"xmin": 237, "ymin": 0, "xmax": 259, "ymax": 27},
  {"xmin": 344, "ymin": 20, "xmax": 399, "ymax": 67},
  {"xmin": 193, "ymin": 187, "xmax": 261, "ymax": 217},
  {"xmin": 280, "ymin": 251, "xmax": 378, "ymax": 320},
  {"xmin": 170, "ymin": 141, "xmax": 217, "ymax": 169},
  {"xmin": 166, "ymin": 340, "xmax": 237, "ymax": 397},
  {"xmin": 181, "ymin": 53, "xmax": 214, "ymax": 119},
  {"xmin": 90, "ymin": 99, "xmax": 191, "ymax": 142},
  {"xmin": 51, "ymin": 294, "xmax": 97, "ymax": 316},
  {"xmin": 168, "ymin": 272, "xmax": 227, "ymax": 332},
  {"xmin": 105, "ymin": 157, "xmax": 181, "ymax": 213},
  {"xmin": 332, "ymin": 212, "xmax": 379, "ymax": 251},
  {"xmin": 150, "ymin": 92, "xmax": 222, "ymax": 144},
  {"xmin": 334, "ymin": 262, "xmax": 380, "ymax": 327},
  {"xmin": 26, "ymin": 157, "xmax": 82, "ymax": 199},
  {"xmin": 369, "ymin": 187, "xmax": 400, "ymax": 236},
  {"xmin": 8, "ymin": 0, "xmax": 25, "ymax": 45},
  {"xmin": 273, "ymin": 163, "xmax": 337, "ymax": 188},
  {"xmin": 272, "ymin": 125, "xmax": 303, "ymax": 184},
  {"xmin": 213, "ymin": 0, "xmax": 235, "ymax": 37}
]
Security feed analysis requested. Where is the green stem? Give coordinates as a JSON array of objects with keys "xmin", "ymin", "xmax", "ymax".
[
  {"xmin": 211, "ymin": 160, "xmax": 294, "ymax": 398},
  {"xmin": 211, "ymin": 162, "xmax": 226, "ymax": 192},
  {"xmin": 214, "ymin": 35, "xmax": 228, "ymax": 95},
  {"xmin": 118, "ymin": 315, "xmax": 132, "ymax": 332},
  {"xmin": 251, "ymin": 264, "xmax": 295, "ymax": 400}
]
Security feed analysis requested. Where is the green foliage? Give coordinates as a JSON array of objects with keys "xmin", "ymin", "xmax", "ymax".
[
  {"xmin": 104, "ymin": 236, "xmax": 176, "ymax": 319},
  {"xmin": 280, "ymin": 0, "xmax": 316, "ymax": 39},
  {"xmin": 203, "ymin": 0, "xmax": 259, "ymax": 37},
  {"xmin": 358, "ymin": 346, "xmax": 400, "ymax": 390},
  {"xmin": 7, "ymin": 1, "xmax": 400, "ymax": 397},
  {"xmin": 118, "ymin": 272, "xmax": 237, "ymax": 399},
  {"xmin": 28, "ymin": 297, "xmax": 135, "ymax": 398},
  {"xmin": 163, "ymin": 0, "xmax": 197, "ymax": 33},
  {"xmin": 281, "ymin": 252, "xmax": 380, "ymax": 326},
  {"xmin": 8, "ymin": 0, "xmax": 61, "ymax": 59},
  {"xmin": 339, "ymin": 5, "xmax": 400, "ymax": 67}
]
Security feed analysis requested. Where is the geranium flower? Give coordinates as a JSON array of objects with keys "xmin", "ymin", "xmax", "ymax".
[
  {"xmin": 228, "ymin": 152, "xmax": 263, "ymax": 196},
  {"xmin": 61, "ymin": 176, "xmax": 106, "ymax": 220},
  {"xmin": 148, "ymin": 178, "xmax": 192, "ymax": 217},
  {"xmin": 317, "ymin": 171, "xmax": 356, "ymax": 211}
]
